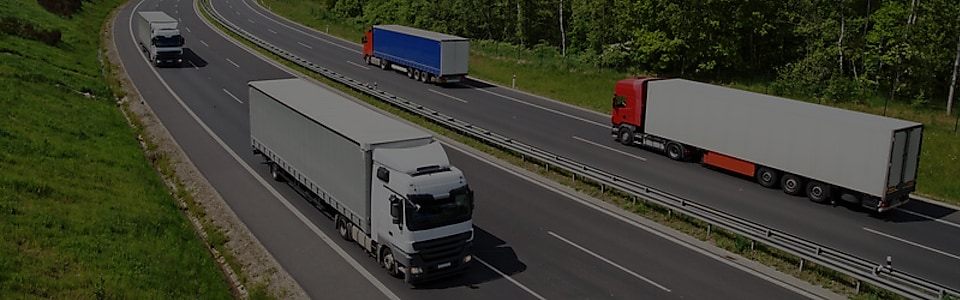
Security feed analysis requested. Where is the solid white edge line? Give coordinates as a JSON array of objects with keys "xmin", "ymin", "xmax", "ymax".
[
  {"xmin": 124, "ymin": 2, "xmax": 401, "ymax": 300},
  {"xmin": 238, "ymin": 0, "xmax": 358, "ymax": 53},
  {"xmin": 223, "ymin": 88, "xmax": 242, "ymax": 103},
  {"xmin": 547, "ymin": 231, "xmax": 671, "ymax": 292},
  {"xmin": 428, "ymin": 89, "xmax": 468, "ymax": 103},
  {"xmin": 863, "ymin": 227, "xmax": 960, "ymax": 261},
  {"xmin": 894, "ymin": 207, "xmax": 960, "ymax": 230},
  {"xmin": 472, "ymin": 87, "xmax": 608, "ymax": 128},
  {"xmin": 474, "ymin": 258, "xmax": 547, "ymax": 300},
  {"xmin": 572, "ymin": 136, "xmax": 646, "ymax": 161}
]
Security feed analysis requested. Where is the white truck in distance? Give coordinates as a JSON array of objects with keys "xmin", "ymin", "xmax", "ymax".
[
  {"xmin": 136, "ymin": 11, "xmax": 184, "ymax": 67},
  {"xmin": 249, "ymin": 78, "xmax": 475, "ymax": 284}
]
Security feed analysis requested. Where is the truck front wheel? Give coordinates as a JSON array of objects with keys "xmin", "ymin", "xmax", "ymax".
[
  {"xmin": 806, "ymin": 181, "xmax": 833, "ymax": 203},
  {"xmin": 756, "ymin": 167, "xmax": 780, "ymax": 188},
  {"xmin": 380, "ymin": 59, "xmax": 389, "ymax": 70},
  {"xmin": 618, "ymin": 127, "xmax": 634, "ymax": 145},
  {"xmin": 380, "ymin": 247, "xmax": 401, "ymax": 278}
]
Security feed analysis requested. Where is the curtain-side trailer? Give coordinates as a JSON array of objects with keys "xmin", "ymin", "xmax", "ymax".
[{"xmin": 362, "ymin": 25, "xmax": 469, "ymax": 84}]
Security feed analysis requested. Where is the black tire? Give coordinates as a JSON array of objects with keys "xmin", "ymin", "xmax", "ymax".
[
  {"xmin": 756, "ymin": 167, "xmax": 780, "ymax": 188},
  {"xmin": 407, "ymin": 68, "xmax": 413, "ymax": 78},
  {"xmin": 336, "ymin": 214, "xmax": 352, "ymax": 241},
  {"xmin": 413, "ymin": 69, "xmax": 421, "ymax": 81},
  {"xmin": 269, "ymin": 163, "xmax": 285, "ymax": 182},
  {"xmin": 421, "ymin": 72, "xmax": 430, "ymax": 83},
  {"xmin": 781, "ymin": 174, "xmax": 806, "ymax": 196},
  {"xmin": 380, "ymin": 247, "xmax": 401, "ymax": 278},
  {"xmin": 618, "ymin": 127, "xmax": 634, "ymax": 145},
  {"xmin": 666, "ymin": 143, "xmax": 685, "ymax": 161},
  {"xmin": 380, "ymin": 59, "xmax": 388, "ymax": 70},
  {"xmin": 364, "ymin": 56, "xmax": 371, "ymax": 65},
  {"xmin": 806, "ymin": 181, "xmax": 832, "ymax": 203}
]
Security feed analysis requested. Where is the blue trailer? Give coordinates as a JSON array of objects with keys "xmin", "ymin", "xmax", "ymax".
[{"xmin": 363, "ymin": 25, "xmax": 469, "ymax": 84}]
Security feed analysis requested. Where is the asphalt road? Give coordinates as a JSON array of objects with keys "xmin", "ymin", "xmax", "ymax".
[
  {"xmin": 114, "ymin": 0, "xmax": 833, "ymax": 298},
  {"xmin": 205, "ymin": 0, "xmax": 960, "ymax": 291}
]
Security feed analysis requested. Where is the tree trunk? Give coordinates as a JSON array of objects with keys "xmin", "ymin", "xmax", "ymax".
[
  {"xmin": 559, "ymin": 0, "xmax": 565, "ymax": 56},
  {"xmin": 839, "ymin": 17, "xmax": 845, "ymax": 71},
  {"xmin": 948, "ymin": 30, "xmax": 960, "ymax": 115}
]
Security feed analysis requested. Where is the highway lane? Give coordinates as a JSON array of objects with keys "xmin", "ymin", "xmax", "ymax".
[
  {"xmin": 116, "ymin": 0, "xmax": 828, "ymax": 298},
  {"xmin": 215, "ymin": 0, "xmax": 960, "ymax": 290}
]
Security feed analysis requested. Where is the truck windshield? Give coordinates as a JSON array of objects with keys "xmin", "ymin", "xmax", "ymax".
[
  {"xmin": 155, "ymin": 36, "xmax": 183, "ymax": 47},
  {"xmin": 405, "ymin": 186, "xmax": 473, "ymax": 231}
]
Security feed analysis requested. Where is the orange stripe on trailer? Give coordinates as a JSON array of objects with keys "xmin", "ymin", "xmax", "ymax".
[{"xmin": 703, "ymin": 152, "xmax": 755, "ymax": 177}]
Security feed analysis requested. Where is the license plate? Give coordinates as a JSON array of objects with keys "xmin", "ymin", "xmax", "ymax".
[{"xmin": 437, "ymin": 262, "xmax": 452, "ymax": 269}]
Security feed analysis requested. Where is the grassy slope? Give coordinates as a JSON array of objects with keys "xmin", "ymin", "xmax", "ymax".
[
  {"xmin": 0, "ymin": 0, "xmax": 232, "ymax": 298},
  {"xmin": 257, "ymin": 0, "xmax": 960, "ymax": 205}
]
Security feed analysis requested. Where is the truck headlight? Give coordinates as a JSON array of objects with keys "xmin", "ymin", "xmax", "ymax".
[
  {"xmin": 463, "ymin": 255, "xmax": 472, "ymax": 263},
  {"xmin": 177, "ymin": 58, "xmax": 182, "ymax": 63},
  {"xmin": 409, "ymin": 267, "xmax": 422, "ymax": 275}
]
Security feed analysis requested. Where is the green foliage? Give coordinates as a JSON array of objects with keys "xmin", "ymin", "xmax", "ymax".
[{"xmin": 0, "ymin": 0, "xmax": 232, "ymax": 298}]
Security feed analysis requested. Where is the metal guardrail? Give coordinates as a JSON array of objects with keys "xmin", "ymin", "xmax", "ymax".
[{"xmin": 198, "ymin": 1, "xmax": 960, "ymax": 299}]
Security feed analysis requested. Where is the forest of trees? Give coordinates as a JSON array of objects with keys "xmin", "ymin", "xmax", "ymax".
[{"xmin": 320, "ymin": 0, "xmax": 960, "ymax": 112}]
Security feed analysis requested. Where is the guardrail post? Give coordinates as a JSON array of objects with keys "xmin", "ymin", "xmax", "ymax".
[
  {"xmin": 799, "ymin": 258, "xmax": 805, "ymax": 272},
  {"xmin": 512, "ymin": 74, "xmax": 516, "ymax": 88},
  {"xmin": 707, "ymin": 224, "xmax": 712, "ymax": 236}
]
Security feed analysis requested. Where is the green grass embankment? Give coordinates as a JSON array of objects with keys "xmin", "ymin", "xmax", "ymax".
[{"xmin": 0, "ymin": 0, "xmax": 233, "ymax": 298}]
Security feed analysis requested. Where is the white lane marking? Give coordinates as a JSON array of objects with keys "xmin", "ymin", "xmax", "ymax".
[
  {"xmin": 223, "ymin": 89, "xmax": 242, "ymax": 104},
  {"xmin": 297, "ymin": 42, "xmax": 313, "ymax": 49},
  {"xmin": 185, "ymin": 26, "xmax": 191, "ymax": 33},
  {"xmin": 548, "ymin": 231, "xmax": 671, "ymax": 292},
  {"xmin": 346, "ymin": 61, "xmax": 370, "ymax": 70},
  {"xmin": 863, "ymin": 228, "xmax": 960, "ymax": 261},
  {"xmin": 428, "ymin": 89, "xmax": 468, "ymax": 103},
  {"xmin": 200, "ymin": 40, "xmax": 209, "ymax": 47},
  {"xmin": 238, "ymin": 0, "xmax": 359, "ymax": 53},
  {"xmin": 188, "ymin": 60, "xmax": 198, "ymax": 70},
  {"xmin": 572, "ymin": 136, "xmax": 646, "ymax": 161},
  {"xmin": 894, "ymin": 208, "xmax": 960, "ymax": 230},
  {"xmin": 475, "ymin": 257, "xmax": 546, "ymax": 300},
  {"xmin": 444, "ymin": 139, "xmax": 823, "ymax": 298},
  {"xmin": 248, "ymin": 19, "xmax": 255, "ymax": 24},
  {"xmin": 235, "ymin": 11, "xmax": 240, "ymax": 16},
  {"xmin": 125, "ymin": 3, "xmax": 401, "ymax": 299},
  {"xmin": 268, "ymin": 29, "xmax": 277, "ymax": 34},
  {"xmin": 472, "ymin": 87, "xmax": 608, "ymax": 129},
  {"xmin": 225, "ymin": 58, "xmax": 240, "ymax": 68}
]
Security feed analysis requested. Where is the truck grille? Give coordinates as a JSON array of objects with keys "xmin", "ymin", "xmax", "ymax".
[{"xmin": 412, "ymin": 231, "xmax": 471, "ymax": 262}]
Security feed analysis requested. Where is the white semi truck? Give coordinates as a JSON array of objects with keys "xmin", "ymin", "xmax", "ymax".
[
  {"xmin": 249, "ymin": 78, "xmax": 475, "ymax": 283},
  {"xmin": 136, "ymin": 11, "xmax": 184, "ymax": 67}
]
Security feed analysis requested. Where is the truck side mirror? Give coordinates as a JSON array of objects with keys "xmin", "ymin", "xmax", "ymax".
[
  {"xmin": 180, "ymin": 36, "xmax": 185, "ymax": 45},
  {"xmin": 468, "ymin": 190, "xmax": 475, "ymax": 210},
  {"xmin": 376, "ymin": 167, "xmax": 389, "ymax": 183},
  {"xmin": 389, "ymin": 196, "xmax": 402, "ymax": 224}
]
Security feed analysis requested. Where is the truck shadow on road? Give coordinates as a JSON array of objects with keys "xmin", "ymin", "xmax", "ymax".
[
  {"xmin": 180, "ymin": 48, "xmax": 206, "ymax": 68},
  {"xmin": 412, "ymin": 226, "xmax": 527, "ymax": 290},
  {"xmin": 867, "ymin": 199, "xmax": 958, "ymax": 223}
]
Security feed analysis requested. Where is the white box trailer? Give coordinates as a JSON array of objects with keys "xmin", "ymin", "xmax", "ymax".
[
  {"xmin": 612, "ymin": 78, "xmax": 923, "ymax": 212},
  {"xmin": 249, "ymin": 78, "xmax": 475, "ymax": 283}
]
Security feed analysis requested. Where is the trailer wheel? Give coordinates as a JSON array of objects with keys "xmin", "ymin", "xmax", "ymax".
[
  {"xmin": 336, "ymin": 214, "xmax": 352, "ymax": 241},
  {"xmin": 666, "ymin": 143, "xmax": 685, "ymax": 161},
  {"xmin": 421, "ymin": 72, "xmax": 430, "ymax": 83},
  {"xmin": 781, "ymin": 174, "xmax": 806, "ymax": 196},
  {"xmin": 756, "ymin": 167, "xmax": 780, "ymax": 188},
  {"xmin": 380, "ymin": 247, "xmax": 401, "ymax": 278},
  {"xmin": 406, "ymin": 68, "xmax": 413, "ymax": 78},
  {"xmin": 269, "ymin": 163, "xmax": 285, "ymax": 182},
  {"xmin": 805, "ymin": 181, "xmax": 832, "ymax": 203},
  {"xmin": 618, "ymin": 127, "xmax": 634, "ymax": 145},
  {"xmin": 413, "ymin": 69, "xmax": 421, "ymax": 81}
]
